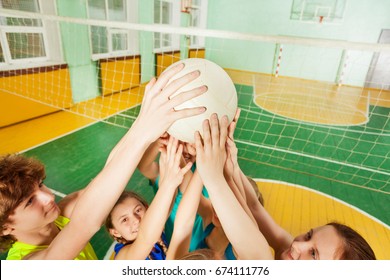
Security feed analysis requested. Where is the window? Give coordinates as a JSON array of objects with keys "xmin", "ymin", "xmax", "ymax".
[
  {"xmin": 153, "ymin": 0, "xmax": 207, "ymax": 52},
  {"xmin": 187, "ymin": 0, "xmax": 207, "ymax": 48},
  {"xmin": 0, "ymin": 0, "xmax": 62, "ymax": 69},
  {"xmin": 87, "ymin": 0, "xmax": 139, "ymax": 60},
  {"xmin": 0, "ymin": 0, "xmax": 46, "ymax": 66},
  {"xmin": 153, "ymin": 0, "xmax": 180, "ymax": 52}
]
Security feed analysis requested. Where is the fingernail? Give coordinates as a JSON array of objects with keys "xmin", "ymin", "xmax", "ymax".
[{"xmin": 191, "ymin": 70, "xmax": 200, "ymax": 77}]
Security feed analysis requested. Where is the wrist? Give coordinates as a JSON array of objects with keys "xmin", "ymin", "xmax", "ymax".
[
  {"xmin": 159, "ymin": 179, "xmax": 180, "ymax": 193},
  {"xmin": 202, "ymin": 173, "xmax": 226, "ymax": 189},
  {"xmin": 130, "ymin": 119, "xmax": 157, "ymax": 146}
]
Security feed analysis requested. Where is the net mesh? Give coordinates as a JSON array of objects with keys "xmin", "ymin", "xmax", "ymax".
[
  {"xmin": 1, "ymin": 8, "xmax": 389, "ymax": 194},
  {"xmin": 1, "ymin": 7, "xmax": 389, "ymax": 259}
]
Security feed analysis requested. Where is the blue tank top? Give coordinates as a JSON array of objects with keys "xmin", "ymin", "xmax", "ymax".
[
  {"xmin": 150, "ymin": 163, "xmax": 209, "ymax": 251},
  {"xmin": 114, "ymin": 233, "xmax": 168, "ymax": 260},
  {"xmin": 225, "ymin": 243, "xmax": 237, "ymax": 260},
  {"xmin": 197, "ymin": 223, "xmax": 236, "ymax": 260}
]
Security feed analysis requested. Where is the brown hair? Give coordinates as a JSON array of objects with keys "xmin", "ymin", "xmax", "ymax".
[
  {"xmin": 328, "ymin": 222, "xmax": 376, "ymax": 260},
  {"xmin": 0, "ymin": 154, "xmax": 46, "ymax": 252},
  {"xmin": 104, "ymin": 190, "xmax": 149, "ymax": 244},
  {"xmin": 105, "ymin": 190, "xmax": 169, "ymax": 260}
]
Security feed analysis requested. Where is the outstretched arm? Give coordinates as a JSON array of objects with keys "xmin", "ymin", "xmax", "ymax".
[
  {"xmin": 224, "ymin": 137, "xmax": 257, "ymax": 226},
  {"xmin": 228, "ymin": 108, "xmax": 292, "ymax": 256},
  {"xmin": 240, "ymin": 172, "xmax": 293, "ymax": 256},
  {"xmin": 223, "ymin": 108, "xmax": 256, "ymax": 226},
  {"xmin": 224, "ymin": 108, "xmax": 246, "ymax": 201},
  {"xmin": 137, "ymin": 133, "xmax": 169, "ymax": 184},
  {"xmin": 116, "ymin": 136, "xmax": 192, "ymax": 260},
  {"xmin": 166, "ymin": 170, "xmax": 205, "ymax": 260},
  {"xmin": 195, "ymin": 114, "xmax": 273, "ymax": 260},
  {"xmin": 26, "ymin": 63, "xmax": 207, "ymax": 260}
]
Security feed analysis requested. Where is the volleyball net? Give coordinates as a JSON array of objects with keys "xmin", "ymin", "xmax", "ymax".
[{"xmin": 0, "ymin": 8, "xmax": 389, "ymax": 200}]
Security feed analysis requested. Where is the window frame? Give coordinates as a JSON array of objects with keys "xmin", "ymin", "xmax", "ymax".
[
  {"xmin": 87, "ymin": 0, "xmax": 139, "ymax": 61},
  {"xmin": 0, "ymin": 25, "xmax": 49, "ymax": 64},
  {"xmin": 0, "ymin": 0, "xmax": 63, "ymax": 71},
  {"xmin": 187, "ymin": 0, "xmax": 208, "ymax": 49},
  {"xmin": 153, "ymin": 0, "xmax": 181, "ymax": 53}
]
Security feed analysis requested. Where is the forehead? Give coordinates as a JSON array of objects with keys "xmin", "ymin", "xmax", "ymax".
[
  {"xmin": 111, "ymin": 197, "xmax": 144, "ymax": 217},
  {"xmin": 7, "ymin": 184, "xmax": 41, "ymax": 221},
  {"xmin": 13, "ymin": 183, "xmax": 40, "ymax": 206},
  {"xmin": 313, "ymin": 225, "xmax": 344, "ymax": 259}
]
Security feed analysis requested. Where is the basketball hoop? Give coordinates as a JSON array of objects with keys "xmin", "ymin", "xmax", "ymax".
[
  {"xmin": 181, "ymin": 0, "xmax": 192, "ymax": 13},
  {"xmin": 314, "ymin": 6, "xmax": 330, "ymax": 24}
]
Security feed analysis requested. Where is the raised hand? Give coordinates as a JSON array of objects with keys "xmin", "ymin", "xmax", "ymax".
[
  {"xmin": 194, "ymin": 113, "xmax": 272, "ymax": 260},
  {"xmin": 195, "ymin": 113, "xmax": 229, "ymax": 184},
  {"xmin": 156, "ymin": 132, "xmax": 170, "ymax": 150},
  {"xmin": 134, "ymin": 63, "xmax": 208, "ymax": 144},
  {"xmin": 224, "ymin": 137, "xmax": 236, "ymax": 179},
  {"xmin": 159, "ymin": 136, "xmax": 193, "ymax": 190},
  {"xmin": 182, "ymin": 142, "xmax": 197, "ymax": 164},
  {"xmin": 224, "ymin": 108, "xmax": 240, "ymax": 179},
  {"xmin": 227, "ymin": 108, "xmax": 241, "ymax": 140}
]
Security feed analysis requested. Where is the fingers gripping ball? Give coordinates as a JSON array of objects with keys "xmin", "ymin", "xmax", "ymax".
[{"xmin": 163, "ymin": 58, "xmax": 238, "ymax": 143}]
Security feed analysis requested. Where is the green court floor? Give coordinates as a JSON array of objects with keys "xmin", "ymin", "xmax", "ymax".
[{"xmin": 2, "ymin": 84, "xmax": 389, "ymax": 260}]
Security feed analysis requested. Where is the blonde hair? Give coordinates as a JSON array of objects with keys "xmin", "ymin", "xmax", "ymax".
[
  {"xmin": 246, "ymin": 177, "xmax": 264, "ymax": 206},
  {"xmin": 179, "ymin": 248, "xmax": 223, "ymax": 260}
]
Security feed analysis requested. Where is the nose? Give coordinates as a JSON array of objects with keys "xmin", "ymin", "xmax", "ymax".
[
  {"xmin": 291, "ymin": 241, "xmax": 312, "ymax": 260},
  {"xmin": 133, "ymin": 213, "xmax": 142, "ymax": 224},
  {"xmin": 37, "ymin": 189, "xmax": 54, "ymax": 205}
]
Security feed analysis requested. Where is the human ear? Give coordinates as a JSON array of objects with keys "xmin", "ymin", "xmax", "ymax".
[
  {"xmin": 108, "ymin": 228, "xmax": 122, "ymax": 239},
  {"xmin": 1, "ymin": 224, "xmax": 14, "ymax": 236}
]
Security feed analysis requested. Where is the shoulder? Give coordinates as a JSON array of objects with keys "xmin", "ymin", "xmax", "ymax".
[
  {"xmin": 6, "ymin": 242, "xmax": 46, "ymax": 260},
  {"xmin": 114, "ymin": 242, "xmax": 126, "ymax": 256},
  {"xmin": 114, "ymin": 242, "xmax": 134, "ymax": 260}
]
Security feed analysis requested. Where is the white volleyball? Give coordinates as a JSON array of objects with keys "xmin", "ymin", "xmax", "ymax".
[{"xmin": 163, "ymin": 58, "xmax": 238, "ymax": 143}]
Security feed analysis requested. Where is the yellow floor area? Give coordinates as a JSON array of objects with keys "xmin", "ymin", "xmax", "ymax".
[
  {"xmin": 226, "ymin": 69, "xmax": 390, "ymax": 125},
  {"xmin": 0, "ymin": 111, "xmax": 95, "ymax": 154},
  {"xmin": 0, "ymin": 86, "xmax": 145, "ymax": 155},
  {"xmin": 0, "ymin": 91, "xmax": 61, "ymax": 127},
  {"xmin": 69, "ymin": 86, "xmax": 145, "ymax": 119},
  {"xmin": 257, "ymin": 180, "xmax": 390, "ymax": 260}
]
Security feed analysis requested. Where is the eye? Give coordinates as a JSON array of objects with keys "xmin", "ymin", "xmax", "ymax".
[
  {"xmin": 25, "ymin": 197, "xmax": 34, "ymax": 207},
  {"xmin": 121, "ymin": 217, "xmax": 128, "ymax": 223},
  {"xmin": 310, "ymin": 249, "xmax": 317, "ymax": 260}
]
